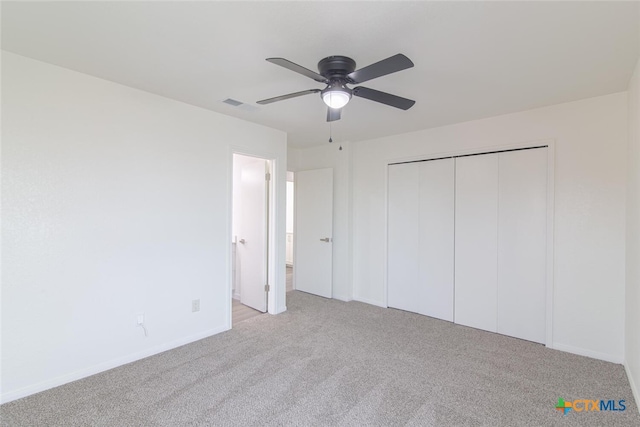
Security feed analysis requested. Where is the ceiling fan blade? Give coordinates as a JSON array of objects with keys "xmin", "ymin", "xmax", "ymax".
[
  {"xmin": 347, "ymin": 54, "xmax": 414, "ymax": 84},
  {"xmin": 352, "ymin": 86, "xmax": 415, "ymax": 110},
  {"xmin": 266, "ymin": 58, "xmax": 328, "ymax": 83},
  {"xmin": 257, "ymin": 89, "xmax": 321, "ymax": 105},
  {"xmin": 327, "ymin": 107, "xmax": 341, "ymax": 122}
]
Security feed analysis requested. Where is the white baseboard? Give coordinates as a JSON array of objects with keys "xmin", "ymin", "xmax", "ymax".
[
  {"xmin": 352, "ymin": 295, "xmax": 386, "ymax": 308},
  {"xmin": 0, "ymin": 325, "xmax": 228, "ymax": 404},
  {"xmin": 332, "ymin": 293, "xmax": 352, "ymax": 302},
  {"xmin": 625, "ymin": 362, "xmax": 640, "ymax": 414},
  {"xmin": 552, "ymin": 343, "xmax": 624, "ymax": 364}
]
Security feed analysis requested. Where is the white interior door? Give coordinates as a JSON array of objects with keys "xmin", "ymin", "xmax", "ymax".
[
  {"xmin": 233, "ymin": 154, "xmax": 267, "ymax": 312},
  {"xmin": 454, "ymin": 154, "xmax": 499, "ymax": 332},
  {"xmin": 387, "ymin": 159, "xmax": 455, "ymax": 320},
  {"xmin": 497, "ymin": 148, "xmax": 547, "ymax": 343},
  {"xmin": 418, "ymin": 159, "xmax": 455, "ymax": 321},
  {"xmin": 387, "ymin": 163, "xmax": 420, "ymax": 313},
  {"xmin": 295, "ymin": 168, "xmax": 333, "ymax": 298}
]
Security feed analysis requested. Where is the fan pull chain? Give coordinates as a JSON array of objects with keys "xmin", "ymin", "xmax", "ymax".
[{"xmin": 328, "ymin": 122, "xmax": 342, "ymax": 150}]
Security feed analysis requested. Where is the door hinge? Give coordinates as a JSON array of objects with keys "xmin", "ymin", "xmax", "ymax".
[
  {"xmin": 265, "ymin": 173, "xmax": 271, "ymax": 181},
  {"xmin": 265, "ymin": 284, "xmax": 270, "ymax": 292}
]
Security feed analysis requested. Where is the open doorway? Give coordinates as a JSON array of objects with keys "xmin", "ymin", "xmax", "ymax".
[
  {"xmin": 286, "ymin": 172, "xmax": 295, "ymax": 292},
  {"xmin": 232, "ymin": 153, "xmax": 271, "ymax": 324}
]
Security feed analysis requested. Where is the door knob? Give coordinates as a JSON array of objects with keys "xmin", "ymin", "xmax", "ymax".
[
  {"xmin": 320, "ymin": 237, "xmax": 331, "ymax": 242},
  {"xmin": 239, "ymin": 239, "xmax": 246, "ymax": 244}
]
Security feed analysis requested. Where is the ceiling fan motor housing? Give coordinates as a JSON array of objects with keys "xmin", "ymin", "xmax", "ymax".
[
  {"xmin": 317, "ymin": 56, "xmax": 356, "ymax": 80},
  {"xmin": 321, "ymin": 80, "xmax": 352, "ymax": 97}
]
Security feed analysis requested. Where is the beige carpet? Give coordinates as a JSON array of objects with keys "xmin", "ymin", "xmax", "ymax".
[{"xmin": 1, "ymin": 291, "xmax": 639, "ymax": 426}]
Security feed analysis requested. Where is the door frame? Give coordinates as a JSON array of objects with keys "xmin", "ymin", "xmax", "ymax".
[
  {"xmin": 228, "ymin": 146, "xmax": 283, "ymax": 328},
  {"xmin": 383, "ymin": 139, "xmax": 556, "ymax": 348},
  {"xmin": 285, "ymin": 173, "xmax": 296, "ymax": 291}
]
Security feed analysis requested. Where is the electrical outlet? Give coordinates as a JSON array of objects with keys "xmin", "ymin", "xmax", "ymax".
[
  {"xmin": 192, "ymin": 299, "xmax": 200, "ymax": 313},
  {"xmin": 136, "ymin": 313, "xmax": 145, "ymax": 325}
]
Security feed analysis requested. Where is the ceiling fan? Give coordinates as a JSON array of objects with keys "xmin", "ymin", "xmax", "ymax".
[{"xmin": 257, "ymin": 54, "xmax": 416, "ymax": 122}]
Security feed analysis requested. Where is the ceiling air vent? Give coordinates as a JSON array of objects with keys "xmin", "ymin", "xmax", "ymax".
[{"xmin": 222, "ymin": 98, "xmax": 243, "ymax": 107}]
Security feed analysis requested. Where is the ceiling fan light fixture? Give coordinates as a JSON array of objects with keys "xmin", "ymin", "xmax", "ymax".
[
  {"xmin": 322, "ymin": 90, "xmax": 350, "ymax": 109},
  {"xmin": 321, "ymin": 82, "xmax": 352, "ymax": 109}
]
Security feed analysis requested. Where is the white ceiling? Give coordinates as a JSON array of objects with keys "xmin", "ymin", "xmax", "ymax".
[{"xmin": 2, "ymin": 1, "xmax": 638, "ymax": 148}]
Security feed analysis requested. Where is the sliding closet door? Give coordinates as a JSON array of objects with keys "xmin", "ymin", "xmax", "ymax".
[
  {"xmin": 454, "ymin": 154, "xmax": 499, "ymax": 333},
  {"xmin": 497, "ymin": 148, "xmax": 547, "ymax": 343},
  {"xmin": 388, "ymin": 159, "xmax": 454, "ymax": 319},
  {"xmin": 387, "ymin": 163, "xmax": 420, "ymax": 313},
  {"xmin": 389, "ymin": 148, "xmax": 547, "ymax": 338},
  {"xmin": 418, "ymin": 159, "xmax": 455, "ymax": 321}
]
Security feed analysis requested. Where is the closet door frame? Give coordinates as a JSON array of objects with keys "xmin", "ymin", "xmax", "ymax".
[{"xmin": 384, "ymin": 139, "xmax": 555, "ymax": 348}]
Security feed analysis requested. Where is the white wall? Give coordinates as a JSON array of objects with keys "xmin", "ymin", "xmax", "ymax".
[
  {"xmin": 1, "ymin": 52, "xmax": 287, "ymax": 402},
  {"xmin": 292, "ymin": 142, "xmax": 352, "ymax": 301},
  {"xmin": 352, "ymin": 92, "xmax": 628, "ymax": 363},
  {"xmin": 626, "ymin": 55, "xmax": 640, "ymax": 408},
  {"xmin": 287, "ymin": 147, "xmax": 301, "ymax": 172}
]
